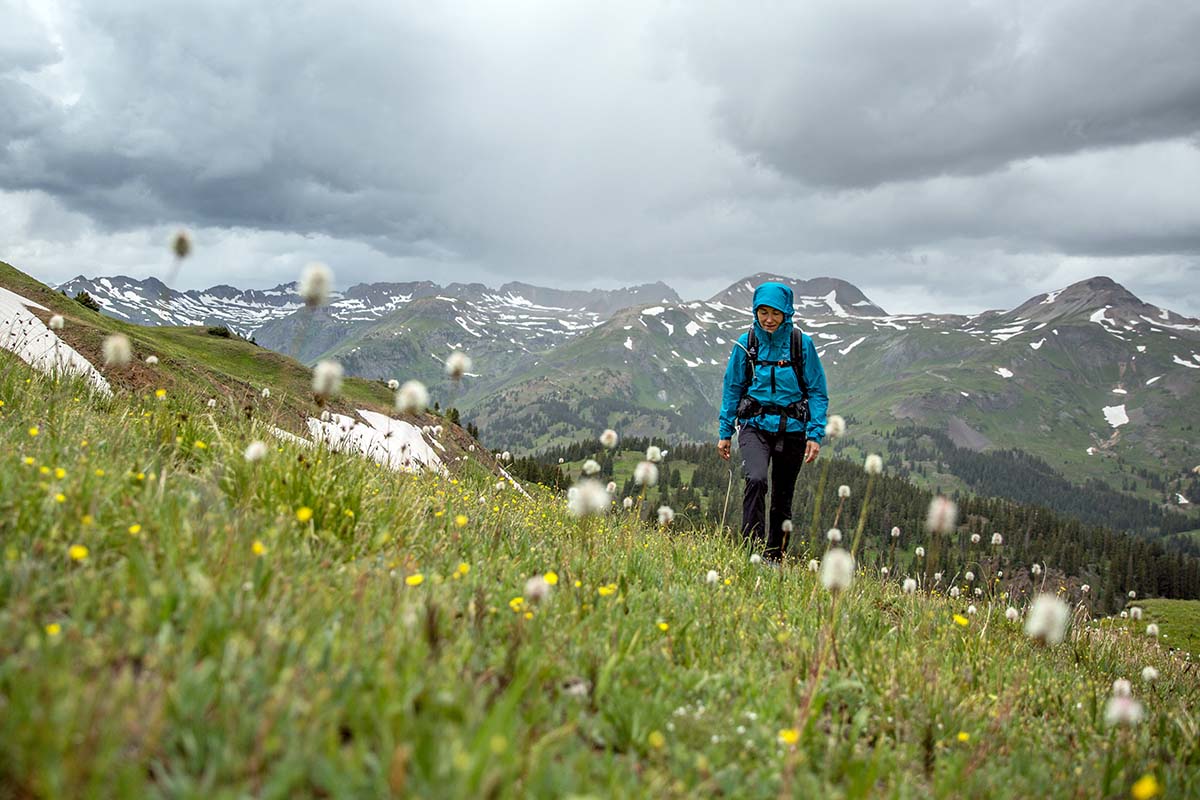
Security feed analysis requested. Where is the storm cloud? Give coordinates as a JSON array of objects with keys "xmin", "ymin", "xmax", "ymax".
[{"xmin": 1, "ymin": 0, "xmax": 1198, "ymax": 316}]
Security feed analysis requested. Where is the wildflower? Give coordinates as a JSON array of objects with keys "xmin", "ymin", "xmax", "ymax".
[
  {"xmin": 145, "ymin": 355, "xmax": 159, "ymax": 365},
  {"xmin": 456, "ymin": 562, "xmax": 470, "ymax": 577},
  {"xmin": 501, "ymin": 451, "xmax": 511, "ymax": 461},
  {"xmin": 597, "ymin": 583, "xmax": 617, "ymax": 597},
  {"xmin": 582, "ymin": 459, "xmax": 600, "ymax": 475},
  {"xmin": 778, "ymin": 728, "xmax": 800, "ymax": 745},
  {"xmin": 1131, "ymin": 774, "xmax": 1162, "ymax": 800},
  {"xmin": 622, "ymin": 496, "xmax": 634, "ymax": 510},
  {"xmin": 49, "ymin": 315, "xmax": 64, "ymax": 330},
  {"xmin": 1120, "ymin": 611, "xmax": 1128, "ymax": 619},
  {"xmin": 781, "ymin": 519, "xmax": 793, "ymax": 534},
  {"xmin": 646, "ymin": 445, "xmax": 663, "ymax": 463},
  {"xmin": 1129, "ymin": 606, "xmax": 1143, "ymax": 620},
  {"xmin": 312, "ymin": 360, "xmax": 344, "ymax": 397},
  {"xmin": 557, "ymin": 457, "xmax": 564, "ymax": 464},
  {"xmin": 244, "ymin": 441, "xmax": 268, "ymax": 462},
  {"xmin": 543, "ymin": 571, "xmax": 558, "ymax": 585},
  {"xmin": 454, "ymin": 514, "xmax": 468, "ymax": 527},
  {"xmin": 750, "ymin": 554, "xmax": 762, "ymax": 565},
  {"xmin": 902, "ymin": 578, "xmax": 916, "ymax": 593},
  {"xmin": 599, "ymin": 429, "xmax": 618, "ymax": 448},
  {"xmin": 1006, "ymin": 606, "xmax": 1019, "ymax": 622},
  {"xmin": 606, "ymin": 481, "xmax": 617, "ymax": 494},
  {"xmin": 102, "ymin": 334, "xmax": 131, "ymax": 366},
  {"xmin": 193, "ymin": 440, "xmax": 207, "ymax": 450},
  {"xmin": 864, "ymin": 453, "xmax": 882, "ymax": 475},
  {"xmin": 825, "ymin": 414, "xmax": 846, "ymax": 439},
  {"xmin": 891, "ymin": 526, "xmax": 900, "ymax": 538},
  {"xmin": 657, "ymin": 505, "xmax": 675, "ymax": 526},
  {"xmin": 957, "ymin": 731, "xmax": 970, "ymax": 743},
  {"xmin": 705, "ymin": 570, "xmax": 719, "ymax": 585},
  {"xmin": 261, "ymin": 387, "xmax": 270, "ymax": 399},
  {"xmin": 648, "ymin": 730, "xmax": 666, "ymax": 749},
  {"xmin": 296, "ymin": 506, "xmax": 313, "ymax": 523},
  {"xmin": 298, "ymin": 262, "xmax": 333, "ymax": 306},
  {"xmin": 826, "ymin": 527, "xmax": 842, "ymax": 543},
  {"xmin": 128, "ymin": 524, "xmax": 141, "ymax": 535},
  {"xmin": 171, "ymin": 230, "xmax": 191, "ymax": 259},
  {"xmin": 445, "ymin": 350, "xmax": 472, "ymax": 379},
  {"xmin": 967, "ymin": 604, "xmax": 977, "ymax": 615},
  {"xmin": 45, "ymin": 622, "xmax": 62, "ymax": 636},
  {"xmin": 915, "ymin": 546, "xmax": 925, "ymax": 558},
  {"xmin": 1024, "ymin": 594, "xmax": 1070, "ymax": 645},
  {"xmin": 54, "ymin": 493, "xmax": 66, "ymax": 503},
  {"xmin": 965, "ymin": 571, "xmax": 975, "ymax": 582},
  {"xmin": 970, "ymin": 533, "xmax": 981, "ymax": 544},
  {"xmin": 154, "ymin": 388, "xmax": 167, "ymax": 401},
  {"xmin": 991, "ymin": 533, "xmax": 1003, "ymax": 546},
  {"xmin": 820, "ymin": 548, "xmax": 854, "ymax": 592},
  {"xmin": 68, "ymin": 544, "xmax": 88, "ymax": 561},
  {"xmin": 880, "ymin": 566, "xmax": 889, "ymax": 577},
  {"xmin": 808, "ymin": 559, "xmax": 820, "ymax": 572},
  {"xmin": 1031, "ymin": 563, "xmax": 1042, "ymax": 576},
  {"xmin": 1103, "ymin": 695, "xmax": 1144, "ymax": 726},
  {"xmin": 634, "ymin": 461, "xmax": 659, "ymax": 486},
  {"xmin": 974, "ymin": 587, "xmax": 982, "ymax": 596},
  {"xmin": 1146, "ymin": 623, "xmax": 1159, "ymax": 638},
  {"xmin": 207, "ymin": 398, "xmax": 217, "ymax": 408},
  {"xmin": 405, "ymin": 574, "xmax": 424, "ymax": 586},
  {"xmin": 1141, "ymin": 666, "xmax": 1159, "ymax": 683},
  {"xmin": 950, "ymin": 587, "xmax": 961, "ymax": 598},
  {"xmin": 933, "ymin": 571, "xmax": 943, "ymax": 582},
  {"xmin": 385, "ymin": 378, "xmax": 401, "ymax": 391},
  {"xmin": 925, "ymin": 495, "xmax": 957, "ymax": 533},
  {"xmin": 837, "ymin": 484, "xmax": 851, "ymax": 498},
  {"xmin": 524, "ymin": 575, "xmax": 550, "ymax": 603},
  {"xmin": 657, "ymin": 621, "xmax": 669, "ymax": 632},
  {"xmin": 395, "ymin": 380, "xmax": 429, "ymax": 413},
  {"xmin": 1081, "ymin": 584, "xmax": 1090, "ymax": 594},
  {"xmin": 1128, "ymin": 590, "xmax": 1137, "ymax": 599},
  {"xmin": 252, "ymin": 540, "xmax": 266, "ymax": 556},
  {"xmin": 953, "ymin": 614, "xmax": 969, "ymax": 627},
  {"xmin": 1112, "ymin": 679, "xmax": 1132, "ymax": 697},
  {"xmin": 567, "ymin": 480, "xmax": 610, "ymax": 517}
]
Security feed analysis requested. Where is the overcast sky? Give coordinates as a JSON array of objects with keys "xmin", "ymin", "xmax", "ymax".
[{"xmin": 2, "ymin": 0, "xmax": 1199, "ymax": 316}]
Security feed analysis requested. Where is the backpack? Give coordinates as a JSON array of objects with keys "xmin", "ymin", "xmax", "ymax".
[{"xmin": 743, "ymin": 326, "xmax": 807, "ymax": 398}]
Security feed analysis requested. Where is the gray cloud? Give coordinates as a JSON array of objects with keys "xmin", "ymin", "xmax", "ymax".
[{"xmin": 0, "ymin": 0, "xmax": 1198, "ymax": 317}]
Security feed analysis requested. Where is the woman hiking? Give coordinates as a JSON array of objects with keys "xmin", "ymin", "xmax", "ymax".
[{"xmin": 717, "ymin": 281, "xmax": 829, "ymax": 563}]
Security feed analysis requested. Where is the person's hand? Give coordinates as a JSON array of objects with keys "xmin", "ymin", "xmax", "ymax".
[
  {"xmin": 717, "ymin": 439, "xmax": 731, "ymax": 461},
  {"xmin": 804, "ymin": 440, "xmax": 820, "ymax": 463}
]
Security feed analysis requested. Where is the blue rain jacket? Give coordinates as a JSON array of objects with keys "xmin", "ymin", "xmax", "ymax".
[{"xmin": 718, "ymin": 282, "xmax": 829, "ymax": 442}]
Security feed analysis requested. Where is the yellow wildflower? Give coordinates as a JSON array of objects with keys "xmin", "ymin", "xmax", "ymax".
[
  {"xmin": 68, "ymin": 544, "xmax": 88, "ymax": 561},
  {"xmin": 252, "ymin": 540, "xmax": 266, "ymax": 556},
  {"xmin": 454, "ymin": 514, "xmax": 468, "ymax": 527},
  {"xmin": 155, "ymin": 389, "xmax": 166, "ymax": 399},
  {"xmin": 81, "ymin": 515, "xmax": 94, "ymax": 526},
  {"xmin": 657, "ymin": 621, "xmax": 669, "ymax": 632},
  {"xmin": 953, "ymin": 614, "xmax": 970, "ymax": 627},
  {"xmin": 1132, "ymin": 774, "xmax": 1162, "ymax": 800},
  {"xmin": 457, "ymin": 562, "xmax": 470, "ymax": 576},
  {"xmin": 128, "ymin": 524, "xmax": 141, "ymax": 535},
  {"xmin": 296, "ymin": 506, "xmax": 313, "ymax": 523},
  {"xmin": 778, "ymin": 728, "xmax": 800, "ymax": 745},
  {"xmin": 54, "ymin": 467, "xmax": 66, "ymax": 479},
  {"xmin": 957, "ymin": 731, "xmax": 970, "ymax": 743},
  {"xmin": 23, "ymin": 457, "xmax": 34, "ymax": 466},
  {"xmin": 40, "ymin": 466, "xmax": 50, "ymax": 475},
  {"xmin": 28, "ymin": 426, "xmax": 39, "ymax": 437},
  {"xmin": 45, "ymin": 623, "xmax": 61, "ymax": 636},
  {"xmin": 544, "ymin": 571, "xmax": 559, "ymax": 585},
  {"xmin": 647, "ymin": 730, "xmax": 666, "ymax": 749},
  {"xmin": 405, "ymin": 574, "xmax": 424, "ymax": 586},
  {"xmin": 193, "ymin": 440, "xmax": 207, "ymax": 449},
  {"xmin": 509, "ymin": 596, "xmax": 525, "ymax": 612},
  {"xmin": 95, "ymin": 468, "xmax": 105, "ymax": 477},
  {"xmin": 54, "ymin": 493, "xmax": 66, "ymax": 503}
]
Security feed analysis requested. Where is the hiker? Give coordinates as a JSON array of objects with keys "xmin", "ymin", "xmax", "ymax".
[{"xmin": 717, "ymin": 281, "xmax": 828, "ymax": 563}]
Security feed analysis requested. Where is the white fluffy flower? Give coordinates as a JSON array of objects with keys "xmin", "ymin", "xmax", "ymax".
[
  {"xmin": 207, "ymin": 398, "xmax": 217, "ymax": 409},
  {"xmin": 244, "ymin": 441, "xmax": 269, "ymax": 462},
  {"xmin": 965, "ymin": 571, "xmax": 975, "ymax": 582},
  {"xmin": 102, "ymin": 334, "xmax": 131, "ymax": 367},
  {"xmin": 622, "ymin": 496, "xmax": 634, "ymax": 510},
  {"xmin": 1024, "ymin": 594, "xmax": 1070, "ymax": 646},
  {"xmin": 657, "ymin": 506, "xmax": 675, "ymax": 526},
  {"xmin": 1129, "ymin": 607, "xmax": 1143, "ymax": 620},
  {"xmin": 837, "ymin": 484, "xmax": 851, "ymax": 499},
  {"xmin": 49, "ymin": 315, "xmax": 64, "ymax": 330},
  {"xmin": 1146, "ymin": 623, "xmax": 1159, "ymax": 638},
  {"xmin": 826, "ymin": 527, "xmax": 842, "ymax": 543},
  {"xmin": 1005, "ymin": 607, "xmax": 1019, "ymax": 622},
  {"xmin": 1081, "ymin": 584, "xmax": 1090, "ymax": 594},
  {"xmin": 864, "ymin": 454, "xmax": 882, "ymax": 475},
  {"xmin": 1120, "ymin": 611, "xmax": 1129, "ymax": 619},
  {"xmin": 949, "ymin": 587, "xmax": 961, "ymax": 598},
  {"xmin": 606, "ymin": 481, "xmax": 617, "ymax": 494},
  {"xmin": 880, "ymin": 566, "xmax": 889, "ymax": 577},
  {"xmin": 298, "ymin": 262, "xmax": 333, "ymax": 306},
  {"xmin": 501, "ymin": 450, "xmax": 511, "ymax": 461},
  {"xmin": 991, "ymin": 533, "xmax": 1003, "ymax": 546},
  {"xmin": 750, "ymin": 553, "xmax": 762, "ymax": 565},
  {"xmin": 782, "ymin": 519, "xmax": 793, "ymax": 533},
  {"xmin": 1112, "ymin": 679, "xmax": 1132, "ymax": 697},
  {"xmin": 524, "ymin": 575, "xmax": 551, "ymax": 604},
  {"xmin": 974, "ymin": 587, "xmax": 982, "ymax": 597},
  {"xmin": 967, "ymin": 605, "xmax": 977, "ymax": 616},
  {"xmin": 645, "ymin": 445, "xmax": 663, "ymax": 463},
  {"xmin": 825, "ymin": 415, "xmax": 846, "ymax": 439},
  {"xmin": 395, "ymin": 380, "xmax": 429, "ymax": 413},
  {"xmin": 970, "ymin": 533, "xmax": 981, "ymax": 544},
  {"xmin": 890, "ymin": 526, "xmax": 900, "ymax": 539},
  {"xmin": 808, "ymin": 559, "xmax": 820, "ymax": 573},
  {"xmin": 261, "ymin": 387, "xmax": 270, "ymax": 399},
  {"xmin": 820, "ymin": 548, "xmax": 854, "ymax": 592},
  {"xmin": 915, "ymin": 546, "xmax": 925, "ymax": 558},
  {"xmin": 1128, "ymin": 590, "xmax": 1137, "ymax": 599},
  {"xmin": 145, "ymin": 355, "xmax": 159, "ymax": 365},
  {"xmin": 1141, "ymin": 666, "xmax": 1159, "ymax": 683},
  {"xmin": 705, "ymin": 570, "xmax": 719, "ymax": 585},
  {"xmin": 634, "ymin": 461, "xmax": 659, "ymax": 487},
  {"xmin": 902, "ymin": 578, "xmax": 916, "ymax": 593},
  {"xmin": 567, "ymin": 480, "xmax": 611, "ymax": 517},
  {"xmin": 582, "ymin": 459, "xmax": 601, "ymax": 476},
  {"xmin": 445, "ymin": 350, "xmax": 472, "ymax": 379},
  {"xmin": 312, "ymin": 360, "xmax": 344, "ymax": 396},
  {"xmin": 1104, "ymin": 696, "xmax": 1144, "ymax": 727},
  {"xmin": 925, "ymin": 496, "xmax": 957, "ymax": 534},
  {"xmin": 386, "ymin": 379, "xmax": 399, "ymax": 390},
  {"xmin": 933, "ymin": 571, "xmax": 943, "ymax": 582},
  {"xmin": 1031, "ymin": 563, "xmax": 1042, "ymax": 576},
  {"xmin": 599, "ymin": 429, "xmax": 618, "ymax": 449}
]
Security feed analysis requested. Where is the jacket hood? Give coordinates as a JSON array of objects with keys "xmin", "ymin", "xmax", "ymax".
[{"xmin": 752, "ymin": 282, "xmax": 794, "ymax": 320}]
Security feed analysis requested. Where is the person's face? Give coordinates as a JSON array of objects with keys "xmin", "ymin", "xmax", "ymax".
[{"xmin": 756, "ymin": 305, "xmax": 784, "ymax": 332}]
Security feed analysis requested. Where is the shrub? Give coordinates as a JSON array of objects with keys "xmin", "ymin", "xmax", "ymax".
[{"xmin": 73, "ymin": 290, "xmax": 100, "ymax": 312}]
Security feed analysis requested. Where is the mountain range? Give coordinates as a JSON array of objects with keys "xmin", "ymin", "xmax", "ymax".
[{"xmin": 57, "ymin": 270, "xmax": 1200, "ymax": 513}]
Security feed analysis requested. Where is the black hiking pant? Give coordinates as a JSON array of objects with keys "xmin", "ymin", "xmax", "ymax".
[{"xmin": 738, "ymin": 425, "xmax": 807, "ymax": 561}]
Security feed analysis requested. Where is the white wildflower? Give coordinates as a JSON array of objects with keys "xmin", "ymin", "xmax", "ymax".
[
  {"xmin": 49, "ymin": 315, "xmax": 64, "ymax": 330},
  {"xmin": 1081, "ymin": 584, "xmax": 1090, "ymax": 594},
  {"xmin": 102, "ymin": 334, "xmax": 131, "ymax": 367},
  {"xmin": 244, "ymin": 441, "xmax": 268, "ymax": 462},
  {"xmin": 606, "ymin": 481, "xmax": 617, "ymax": 494},
  {"xmin": 826, "ymin": 527, "xmax": 842, "ymax": 543},
  {"xmin": 880, "ymin": 566, "xmax": 889, "ymax": 577},
  {"xmin": 558, "ymin": 457, "xmax": 564, "ymax": 464},
  {"xmin": 567, "ymin": 479, "xmax": 610, "ymax": 517},
  {"xmin": 622, "ymin": 497, "xmax": 634, "ymax": 510},
  {"xmin": 582, "ymin": 459, "xmax": 601, "ymax": 476},
  {"xmin": 1024, "ymin": 594, "xmax": 1070, "ymax": 646},
  {"xmin": 1128, "ymin": 590, "xmax": 1137, "ymax": 600},
  {"xmin": 1146, "ymin": 623, "xmax": 1159, "ymax": 638},
  {"xmin": 970, "ymin": 533, "xmax": 981, "ymax": 544},
  {"xmin": 991, "ymin": 533, "xmax": 1003, "ymax": 546},
  {"xmin": 207, "ymin": 398, "xmax": 217, "ymax": 409},
  {"xmin": 891, "ymin": 526, "xmax": 900, "ymax": 538},
  {"xmin": 933, "ymin": 571, "xmax": 943, "ymax": 582},
  {"xmin": 657, "ymin": 506, "xmax": 675, "ymax": 526},
  {"xmin": 1031, "ymin": 563, "xmax": 1042, "ymax": 576},
  {"xmin": 750, "ymin": 553, "xmax": 762, "ymax": 565},
  {"xmin": 501, "ymin": 450, "xmax": 511, "ymax": 461},
  {"xmin": 864, "ymin": 454, "xmax": 882, "ymax": 475},
  {"xmin": 915, "ymin": 546, "xmax": 925, "ymax": 558},
  {"xmin": 1120, "ymin": 611, "xmax": 1129, "ymax": 619},
  {"xmin": 261, "ymin": 387, "xmax": 270, "ymax": 399},
  {"xmin": 1112, "ymin": 679, "xmax": 1132, "ymax": 697},
  {"xmin": 925, "ymin": 496, "xmax": 957, "ymax": 533},
  {"xmin": 820, "ymin": 548, "xmax": 854, "ymax": 592},
  {"xmin": 782, "ymin": 519, "xmax": 793, "ymax": 533},
  {"xmin": 599, "ymin": 429, "xmax": 619, "ymax": 449},
  {"xmin": 298, "ymin": 262, "xmax": 333, "ymax": 306},
  {"xmin": 145, "ymin": 355, "xmax": 158, "ymax": 365},
  {"xmin": 445, "ymin": 350, "xmax": 472, "ymax": 379},
  {"xmin": 1141, "ymin": 666, "xmax": 1159, "ymax": 683},
  {"xmin": 646, "ymin": 445, "xmax": 663, "ymax": 463},
  {"xmin": 705, "ymin": 570, "xmax": 719, "ymax": 585},
  {"xmin": 967, "ymin": 605, "xmax": 977, "ymax": 616},
  {"xmin": 386, "ymin": 379, "xmax": 399, "ymax": 390},
  {"xmin": 634, "ymin": 461, "xmax": 659, "ymax": 487},
  {"xmin": 950, "ymin": 587, "xmax": 961, "ymax": 598},
  {"xmin": 1005, "ymin": 607, "xmax": 1019, "ymax": 622},
  {"xmin": 974, "ymin": 587, "xmax": 982, "ymax": 596},
  {"xmin": 808, "ymin": 559, "xmax": 820, "ymax": 573},
  {"xmin": 312, "ymin": 360, "xmax": 343, "ymax": 397},
  {"xmin": 902, "ymin": 578, "xmax": 917, "ymax": 594},
  {"xmin": 825, "ymin": 415, "xmax": 846, "ymax": 439},
  {"xmin": 965, "ymin": 571, "xmax": 975, "ymax": 582},
  {"xmin": 395, "ymin": 380, "xmax": 429, "ymax": 413},
  {"xmin": 1104, "ymin": 696, "xmax": 1144, "ymax": 726},
  {"xmin": 1129, "ymin": 607, "xmax": 1143, "ymax": 620},
  {"xmin": 524, "ymin": 575, "xmax": 551, "ymax": 604},
  {"xmin": 837, "ymin": 484, "xmax": 851, "ymax": 499}
]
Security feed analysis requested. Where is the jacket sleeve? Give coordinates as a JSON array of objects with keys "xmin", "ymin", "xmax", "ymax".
[
  {"xmin": 802, "ymin": 334, "xmax": 828, "ymax": 443},
  {"xmin": 718, "ymin": 336, "xmax": 750, "ymax": 440}
]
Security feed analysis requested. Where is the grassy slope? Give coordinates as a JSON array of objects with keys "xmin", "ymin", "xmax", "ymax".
[{"xmin": 1, "ymin": 359, "xmax": 1197, "ymax": 798}]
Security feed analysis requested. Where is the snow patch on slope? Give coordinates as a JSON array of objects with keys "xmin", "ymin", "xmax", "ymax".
[{"xmin": 0, "ymin": 287, "xmax": 112, "ymax": 396}]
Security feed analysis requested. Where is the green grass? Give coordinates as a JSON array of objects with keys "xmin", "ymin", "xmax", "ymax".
[
  {"xmin": 2, "ymin": 358, "xmax": 1198, "ymax": 798},
  {"xmin": 1137, "ymin": 599, "xmax": 1200, "ymax": 659}
]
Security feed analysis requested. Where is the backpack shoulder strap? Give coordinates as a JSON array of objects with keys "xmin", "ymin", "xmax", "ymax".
[
  {"xmin": 744, "ymin": 327, "xmax": 757, "ymax": 385},
  {"xmin": 791, "ymin": 329, "xmax": 808, "ymax": 398}
]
